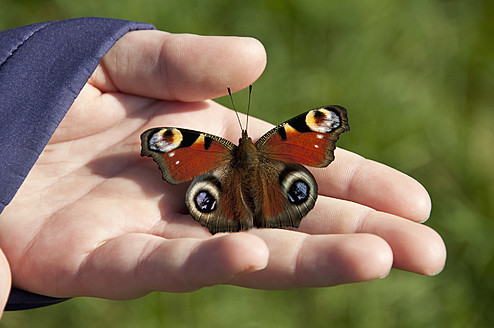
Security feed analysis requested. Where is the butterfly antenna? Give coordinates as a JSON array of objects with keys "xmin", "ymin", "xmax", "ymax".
[
  {"xmin": 228, "ymin": 87, "xmax": 245, "ymax": 133},
  {"xmin": 245, "ymin": 84, "xmax": 252, "ymax": 134}
]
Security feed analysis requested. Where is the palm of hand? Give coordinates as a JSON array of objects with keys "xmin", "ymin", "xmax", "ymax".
[{"xmin": 0, "ymin": 31, "xmax": 446, "ymax": 300}]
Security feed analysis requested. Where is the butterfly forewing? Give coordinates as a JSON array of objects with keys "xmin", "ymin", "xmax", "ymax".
[
  {"xmin": 141, "ymin": 128, "xmax": 235, "ymax": 184},
  {"xmin": 256, "ymin": 106, "xmax": 349, "ymax": 168}
]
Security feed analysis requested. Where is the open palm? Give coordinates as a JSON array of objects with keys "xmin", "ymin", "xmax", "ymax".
[{"xmin": 0, "ymin": 31, "xmax": 446, "ymax": 300}]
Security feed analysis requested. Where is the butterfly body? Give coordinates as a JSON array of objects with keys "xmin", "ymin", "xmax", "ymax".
[{"xmin": 141, "ymin": 105, "xmax": 349, "ymax": 234}]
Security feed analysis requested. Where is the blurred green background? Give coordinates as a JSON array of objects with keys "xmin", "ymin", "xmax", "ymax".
[{"xmin": 1, "ymin": 0, "xmax": 493, "ymax": 327}]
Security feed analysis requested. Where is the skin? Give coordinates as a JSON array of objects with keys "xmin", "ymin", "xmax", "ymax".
[
  {"xmin": 0, "ymin": 30, "xmax": 446, "ymax": 312},
  {"xmin": 0, "ymin": 249, "xmax": 10, "ymax": 319}
]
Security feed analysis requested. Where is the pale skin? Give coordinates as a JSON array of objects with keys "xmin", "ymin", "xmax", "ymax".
[{"xmin": 0, "ymin": 30, "xmax": 446, "ymax": 316}]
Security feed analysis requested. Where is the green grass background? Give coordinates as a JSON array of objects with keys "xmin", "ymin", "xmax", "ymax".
[{"xmin": 1, "ymin": 0, "xmax": 493, "ymax": 327}]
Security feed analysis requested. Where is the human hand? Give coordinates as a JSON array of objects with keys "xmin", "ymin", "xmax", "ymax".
[{"xmin": 0, "ymin": 30, "xmax": 446, "ymax": 299}]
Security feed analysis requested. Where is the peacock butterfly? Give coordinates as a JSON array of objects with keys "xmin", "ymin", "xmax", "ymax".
[{"xmin": 140, "ymin": 87, "xmax": 349, "ymax": 234}]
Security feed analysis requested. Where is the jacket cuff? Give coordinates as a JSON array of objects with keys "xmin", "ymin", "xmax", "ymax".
[{"xmin": 0, "ymin": 17, "xmax": 155, "ymax": 213}]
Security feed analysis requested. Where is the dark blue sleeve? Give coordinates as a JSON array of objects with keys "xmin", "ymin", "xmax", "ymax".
[
  {"xmin": 0, "ymin": 17, "xmax": 155, "ymax": 213},
  {"xmin": 0, "ymin": 17, "xmax": 155, "ymax": 310}
]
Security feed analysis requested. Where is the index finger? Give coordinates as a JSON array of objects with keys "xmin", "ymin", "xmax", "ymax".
[{"xmin": 90, "ymin": 30, "xmax": 267, "ymax": 102}]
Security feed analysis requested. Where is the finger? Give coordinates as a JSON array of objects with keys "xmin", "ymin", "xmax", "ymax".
[
  {"xmin": 300, "ymin": 196, "xmax": 447, "ymax": 275},
  {"xmin": 0, "ymin": 248, "xmax": 10, "ymax": 318},
  {"xmin": 230, "ymin": 230, "xmax": 393, "ymax": 289},
  {"xmin": 70, "ymin": 233, "xmax": 268, "ymax": 298},
  {"xmin": 92, "ymin": 30, "xmax": 267, "ymax": 101},
  {"xmin": 312, "ymin": 148, "xmax": 432, "ymax": 222}
]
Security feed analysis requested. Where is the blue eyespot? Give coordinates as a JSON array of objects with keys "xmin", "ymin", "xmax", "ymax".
[
  {"xmin": 287, "ymin": 180, "xmax": 310, "ymax": 205},
  {"xmin": 194, "ymin": 190, "xmax": 217, "ymax": 213}
]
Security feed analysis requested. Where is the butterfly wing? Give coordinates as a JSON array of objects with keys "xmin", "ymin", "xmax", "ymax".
[
  {"xmin": 255, "ymin": 105, "xmax": 349, "ymax": 167},
  {"xmin": 253, "ymin": 161, "xmax": 318, "ymax": 229},
  {"xmin": 184, "ymin": 155, "xmax": 318, "ymax": 234},
  {"xmin": 185, "ymin": 166, "xmax": 255, "ymax": 234},
  {"xmin": 141, "ymin": 128, "xmax": 235, "ymax": 184}
]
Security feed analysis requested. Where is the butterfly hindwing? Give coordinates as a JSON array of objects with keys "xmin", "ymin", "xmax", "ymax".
[
  {"xmin": 256, "ymin": 106, "xmax": 349, "ymax": 167},
  {"xmin": 141, "ymin": 128, "xmax": 235, "ymax": 184},
  {"xmin": 254, "ymin": 162, "xmax": 318, "ymax": 229},
  {"xmin": 184, "ymin": 159, "xmax": 318, "ymax": 234},
  {"xmin": 185, "ymin": 166, "xmax": 255, "ymax": 234}
]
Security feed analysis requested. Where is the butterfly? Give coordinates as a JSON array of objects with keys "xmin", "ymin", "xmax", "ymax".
[{"xmin": 140, "ymin": 87, "xmax": 349, "ymax": 234}]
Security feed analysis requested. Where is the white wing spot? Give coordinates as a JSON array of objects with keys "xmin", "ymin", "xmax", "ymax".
[
  {"xmin": 314, "ymin": 144, "xmax": 319, "ymax": 148},
  {"xmin": 175, "ymin": 160, "xmax": 180, "ymax": 165},
  {"xmin": 169, "ymin": 152, "xmax": 175, "ymax": 157},
  {"xmin": 317, "ymin": 134, "xmax": 324, "ymax": 139}
]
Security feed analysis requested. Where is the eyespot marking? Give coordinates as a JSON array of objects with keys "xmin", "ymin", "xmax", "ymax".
[
  {"xmin": 149, "ymin": 128, "xmax": 183, "ymax": 153},
  {"xmin": 287, "ymin": 179, "xmax": 310, "ymax": 205},
  {"xmin": 186, "ymin": 176, "xmax": 222, "ymax": 216},
  {"xmin": 306, "ymin": 108, "xmax": 341, "ymax": 133},
  {"xmin": 279, "ymin": 168, "xmax": 316, "ymax": 208},
  {"xmin": 194, "ymin": 190, "xmax": 217, "ymax": 213}
]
